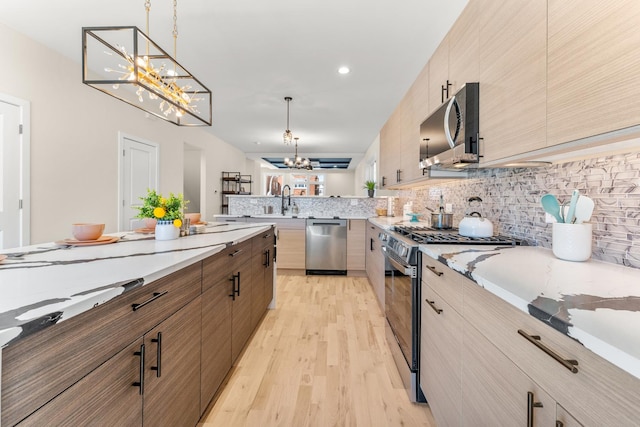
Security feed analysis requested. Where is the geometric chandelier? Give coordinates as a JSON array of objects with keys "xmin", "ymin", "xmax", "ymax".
[{"xmin": 82, "ymin": 1, "xmax": 212, "ymax": 126}]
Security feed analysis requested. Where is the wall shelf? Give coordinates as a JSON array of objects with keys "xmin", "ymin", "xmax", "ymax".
[{"xmin": 221, "ymin": 172, "xmax": 252, "ymax": 213}]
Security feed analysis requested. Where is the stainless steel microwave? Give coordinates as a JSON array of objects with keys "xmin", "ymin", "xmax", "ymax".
[{"xmin": 419, "ymin": 82, "xmax": 479, "ymax": 169}]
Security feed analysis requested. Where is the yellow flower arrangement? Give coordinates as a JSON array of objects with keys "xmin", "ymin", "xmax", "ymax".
[{"xmin": 136, "ymin": 189, "xmax": 188, "ymax": 228}]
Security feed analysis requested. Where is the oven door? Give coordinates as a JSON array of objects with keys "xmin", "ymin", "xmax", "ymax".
[{"xmin": 382, "ymin": 246, "xmax": 418, "ymax": 370}]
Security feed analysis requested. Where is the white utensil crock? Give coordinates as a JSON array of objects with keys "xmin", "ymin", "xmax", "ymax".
[{"xmin": 552, "ymin": 222, "xmax": 592, "ymax": 262}]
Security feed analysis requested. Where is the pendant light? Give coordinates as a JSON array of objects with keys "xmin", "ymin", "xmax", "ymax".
[
  {"xmin": 82, "ymin": 0, "xmax": 212, "ymax": 126},
  {"xmin": 283, "ymin": 96, "xmax": 293, "ymax": 145},
  {"xmin": 284, "ymin": 137, "xmax": 313, "ymax": 170}
]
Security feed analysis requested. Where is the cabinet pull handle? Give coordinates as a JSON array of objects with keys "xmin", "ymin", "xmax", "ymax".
[
  {"xmin": 382, "ymin": 176, "xmax": 386, "ymax": 187},
  {"xmin": 425, "ymin": 264, "xmax": 443, "ymax": 276},
  {"xmin": 263, "ymin": 233, "xmax": 272, "ymax": 239},
  {"xmin": 518, "ymin": 329, "xmax": 579, "ymax": 373},
  {"xmin": 133, "ymin": 344, "xmax": 145, "ymax": 395},
  {"xmin": 264, "ymin": 250, "xmax": 269, "ymax": 267},
  {"xmin": 527, "ymin": 391, "xmax": 543, "ymax": 427},
  {"xmin": 267, "ymin": 249, "xmax": 271, "ymax": 267},
  {"xmin": 426, "ymin": 299, "xmax": 443, "ymax": 314},
  {"xmin": 229, "ymin": 249, "xmax": 243, "ymax": 257},
  {"xmin": 132, "ymin": 291, "xmax": 168, "ymax": 311},
  {"xmin": 228, "ymin": 274, "xmax": 237, "ymax": 300},
  {"xmin": 151, "ymin": 332, "xmax": 162, "ymax": 378},
  {"xmin": 236, "ymin": 271, "xmax": 241, "ymax": 296},
  {"xmin": 370, "ymin": 237, "xmax": 374, "ymax": 251}
]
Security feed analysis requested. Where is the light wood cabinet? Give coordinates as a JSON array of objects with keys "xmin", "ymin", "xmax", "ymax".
[
  {"xmin": 346, "ymin": 219, "xmax": 366, "ymax": 271},
  {"xmin": 365, "ymin": 221, "xmax": 385, "ymax": 308},
  {"xmin": 547, "ymin": 0, "xmax": 640, "ymax": 146},
  {"xmin": 427, "ymin": 39, "xmax": 450, "ymax": 114},
  {"xmin": 420, "ymin": 283, "xmax": 462, "ymax": 427},
  {"xmin": 379, "ymin": 110, "xmax": 402, "ymax": 188},
  {"xmin": 419, "ymin": 253, "xmax": 640, "ymax": 426},
  {"xmin": 477, "ymin": 0, "xmax": 547, "ymax": 163},
  {"xmin": 462, "ymin": 320, "xmax": 556, "ymax": 426},
  {"xmin": 463, "ymin": 278, "xmax": 640, "ymax": 425},
  {"xmin": 277, "ymin": 228, "xmax": 305, "ymax": 269}
]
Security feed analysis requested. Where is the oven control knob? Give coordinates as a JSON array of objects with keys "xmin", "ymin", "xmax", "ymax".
[
  {"xmin": 379, "ymin": 233, "xmax": 387, "ymax": 242},
  {"xmin": 399, "ymin": 245, "xmax": 408, "ymax": 257}
]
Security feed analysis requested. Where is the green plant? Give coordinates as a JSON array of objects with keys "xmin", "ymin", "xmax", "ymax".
[
  {"xmin": 363, "ymin": 180, "xmax": 376, "ymax": 190},
  {"xmin": 136, "ymin": 189, "xmax": 188, "ymax": 227}
]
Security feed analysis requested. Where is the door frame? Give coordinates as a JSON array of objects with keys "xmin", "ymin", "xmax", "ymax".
[
  {"xmin": 117, "ymin": 132, "xmax": 159, "ymax": 231},
  {"xmin": 0, "ymin": 93, "xmax": 31, "ymax": 247}
]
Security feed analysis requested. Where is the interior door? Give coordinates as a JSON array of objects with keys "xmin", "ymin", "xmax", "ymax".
[
  {"xmin": 119, "ymin": 134, "xmax": 158, "ymax": 231},
  {"xmin": 0, "ymin": 100, "xmax": 22, "ymax": 249}
]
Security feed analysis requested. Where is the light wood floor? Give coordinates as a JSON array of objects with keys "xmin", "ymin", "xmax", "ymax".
[{"xmin": 198, "ymin": 274, "xmax": 436, "ymax": 427}]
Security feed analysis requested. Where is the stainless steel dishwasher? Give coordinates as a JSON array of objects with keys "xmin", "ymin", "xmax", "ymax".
[{"xmin": 305, "ymin": 218, "xmax": 347, "ymax": 275}]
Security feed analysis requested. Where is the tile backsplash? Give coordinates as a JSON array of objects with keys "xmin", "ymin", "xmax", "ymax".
[{"xmin": 396, "ymin": 151, "xmax": 640, "ymax": 268}]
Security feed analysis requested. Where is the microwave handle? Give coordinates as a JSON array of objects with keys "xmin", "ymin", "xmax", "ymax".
[{"xmin": 444, "ymin": 96, "xmax": 457, "ymax": 149}]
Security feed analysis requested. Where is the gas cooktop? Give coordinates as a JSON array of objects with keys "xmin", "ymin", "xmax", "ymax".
[{"xmin": 392, "ymin": 225, "xmax": 522, "ymax": 246}]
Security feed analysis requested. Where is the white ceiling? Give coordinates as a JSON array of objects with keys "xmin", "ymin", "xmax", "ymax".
[{"xmin": 0, "ymin": 0, "xmax": 468, "ymax": 169}]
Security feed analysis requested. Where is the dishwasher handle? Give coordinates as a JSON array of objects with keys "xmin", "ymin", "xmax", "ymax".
[{"xmin": 306, "ymin": 219, "xmax": 347, "ymax": 227}]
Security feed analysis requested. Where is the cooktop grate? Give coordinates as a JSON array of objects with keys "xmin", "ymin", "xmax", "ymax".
[{"xmin": 393, "ymin": 225, "xmax": 521, "ymax": 246}]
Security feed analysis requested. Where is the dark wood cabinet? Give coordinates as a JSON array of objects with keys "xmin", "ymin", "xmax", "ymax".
[
  {"xmin": 18, "ymin": 338, "xmax": 144, "ymax": 426},
  {"xmin": 143, "ymin": 297, "xmax": 201, "ymax": 427},
  {"xmin": 200, "ymin": 280, "xmax": 232, "ymax": 413},
  {"xmin": 231, "ymin": 257, "xmax": 253, "ymax": 363},
  {"xmin": 251, "ymin": 228, "xmax": 275, "ymax": 330}
]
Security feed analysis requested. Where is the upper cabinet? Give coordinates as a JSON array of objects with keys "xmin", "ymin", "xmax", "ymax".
[
  {"xmin": 547, "ymin": 0, "xmax": 640, "ymax": 146},
  {"xmin": 477, "ymin": 0, "xmax": 547, "ymax": 164}
]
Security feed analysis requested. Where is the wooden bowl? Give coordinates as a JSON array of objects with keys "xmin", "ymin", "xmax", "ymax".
[
  {"xmin": 185, "ymin": 213, "xmax": 201, "ymax": 224},
  {"xmin": 72, "ymin": 223, "xmax": 105, "ymax": 241},
  {"xmin": 375, "ymin": 208, "xmax": 388, "ymax": 216}
]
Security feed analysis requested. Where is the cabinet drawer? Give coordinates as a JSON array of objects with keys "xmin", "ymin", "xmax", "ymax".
[
  {"xmin": 2, "ymin": 261, "xmax": 201, "ymax": 426},
  {"xmin": 202, "ymin": 239, "xmax": 251, "ymax": 292},
  {"xmin": 252, "ymin": 227, "xmax": 275, "ymax": 257},
  {"xmin": 421, "ymin": 256, "xmax": 463, "ymax": 314},
  {"xmin": 463, "ymin": 279, "xmax": 640, "ymax": 425}
]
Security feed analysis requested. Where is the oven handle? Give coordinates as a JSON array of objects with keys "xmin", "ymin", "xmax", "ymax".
[{"xmin": 381, "ymin": 246, "xmax": 414, "ymax": 276}]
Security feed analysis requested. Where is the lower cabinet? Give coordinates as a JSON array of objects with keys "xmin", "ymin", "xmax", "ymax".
[
  {"xmin": 346, "ymin": 219, "xmax": 366, "ymax": 272},
  {"xmin": 420, "ymin": 253, "xmax": 640, "ymax": 426},
  {"xmin": 365, "ymin": 221, "xmax": 384, "ymax": 308},
  {"xmin": 200, "ymin": 278, "xmax": 232, "ymax": 415},
  {"xmin": 461, "ymin": 320, "xmax": 556, "ymax": 427},
  {"xmin": 19, "ymin": 297, "xmax": 202, "ymax": 427},
  {"xmin": 231, "ymin": 255, "xmax": 253, "ymax": 363},
  {"xmin": 420, "ymin": 284, "xmax": 462, "ymax": 427}
]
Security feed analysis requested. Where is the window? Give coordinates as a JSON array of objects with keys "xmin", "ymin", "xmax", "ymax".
[
  {"xmin": 265, "ymin": 174, "xmax": 283, "ymax": 196},
  {"xmin": 291, "ymin": 174, "xmax": 324, "ymax": 196}
]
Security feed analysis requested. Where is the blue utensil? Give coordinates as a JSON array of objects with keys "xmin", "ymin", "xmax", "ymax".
[
  {"xmin": 565, "ymin": 190, "xmax": 580, "ymax": 224},
  {"xmin": 541, "ymin": 194, "xmax": 563, "ymax": 223}
]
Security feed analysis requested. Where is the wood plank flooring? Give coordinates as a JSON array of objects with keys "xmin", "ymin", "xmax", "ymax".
[{"xmin": 199, "ymin": 274, "xmax": 435, "ymax": 427}]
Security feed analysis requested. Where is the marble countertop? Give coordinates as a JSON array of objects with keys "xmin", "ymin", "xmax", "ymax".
[
  {"xmin": 214, "ymin": 214, "xmax": 372, "ymax": 220},
  {"xmin": 419, "ymin": 244, "xmax": 640, "ymax": 380},
  {"xmin": 0, "ymin": 222, "xmax": 272, "ymax": 348}
]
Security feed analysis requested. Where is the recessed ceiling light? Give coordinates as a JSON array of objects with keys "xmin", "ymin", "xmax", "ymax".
[
  {"xmin": 254, "ymin": 141, "xmax": 261, "ymax": 145},
  {"xmin": 338, "ymin": 66, "xmax": 350, "ymax": 75}
]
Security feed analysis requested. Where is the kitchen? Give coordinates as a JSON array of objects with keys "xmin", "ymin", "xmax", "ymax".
[{"xmin": 2, "ymin": 0, "xmax": 640, "ymax": 426}]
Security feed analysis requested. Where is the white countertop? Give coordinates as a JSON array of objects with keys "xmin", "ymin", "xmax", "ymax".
[
  {"xmin": 0, "ymin": 222, "xmax": 272, "ymax": 348},
  {"xmin": 419, "ymin": 244, "xmax": 640, "ymax": 380}
]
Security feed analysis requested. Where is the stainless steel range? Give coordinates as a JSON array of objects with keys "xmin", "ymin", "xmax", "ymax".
[{"xmin": 380, "ymin": 223, "xmax": 521, "ymax": 403}]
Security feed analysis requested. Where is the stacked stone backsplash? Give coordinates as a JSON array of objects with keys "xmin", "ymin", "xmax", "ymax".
[
  {"xmin": 228, "ymin": 196, "xmax": 386, "ymax": 218},
  {"xmin": 397, "ymin": 151, "xmax": 640, "ymax": 268}
]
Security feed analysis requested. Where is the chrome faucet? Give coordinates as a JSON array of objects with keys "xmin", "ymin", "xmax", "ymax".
[{"xmin": 281, "ymin": 185, "xmax": 291, "ymax": 215}]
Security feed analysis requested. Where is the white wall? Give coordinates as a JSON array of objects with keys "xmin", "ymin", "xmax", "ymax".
[{"xmin": 0, "ymin": 23, "xmax": 250, "ymax": 243}]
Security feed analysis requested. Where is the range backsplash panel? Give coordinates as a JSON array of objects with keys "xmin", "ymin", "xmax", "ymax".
[{"xmin": 396, "ymin": 151, "xmax": 640, "ymax": 268}]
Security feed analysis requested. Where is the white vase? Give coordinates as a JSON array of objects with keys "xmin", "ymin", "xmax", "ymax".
[{"xmin": 155, "ymin": 220, "xmax": 180, "ymax": 240}]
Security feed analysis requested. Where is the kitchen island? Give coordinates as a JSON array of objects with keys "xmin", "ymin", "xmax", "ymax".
[{"xmin": 0, "ymin": 221, "xmax": 276, "ymax": 426}]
